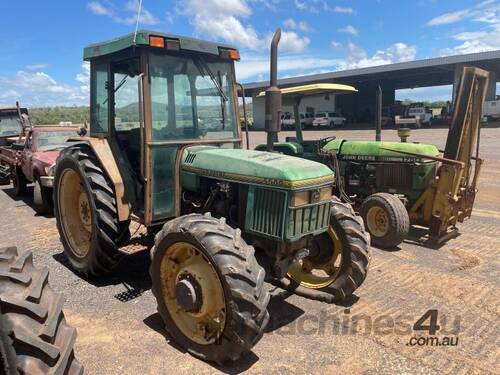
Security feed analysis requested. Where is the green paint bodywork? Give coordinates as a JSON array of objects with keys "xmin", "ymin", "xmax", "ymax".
[
  {"xmin": 180, "ymin": 146, "xmax": 333, "ymax": 242},
  {"xmin": 181, "ymin": 146, "xmax": 333, "ymax": 189},
  {"xmin": 322, "ymin": 139, "xmax": 440, "ymax": 158},
  {"xmin": 321, "ymin": 139, "xmax": 439, "ymax": 202},
  {"xmin": 84, "ymin": 30, "xmax": 237, "ymax": 61},
  {"xmin": 257, "ymin": 137, "xmax": 442, "ymax": 206}
]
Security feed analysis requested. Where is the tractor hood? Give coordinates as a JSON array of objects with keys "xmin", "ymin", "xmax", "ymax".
[
  {"xmin": 323, "ymin": 139, "xmax": 440, "ymax": 161},
  {"xmin": 182, "ymin": 146, "xmax": 334, "ymax": 189}
]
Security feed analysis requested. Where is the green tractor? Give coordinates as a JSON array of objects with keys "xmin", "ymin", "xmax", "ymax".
[
  {"xmin": 53, "ymin": 29, "xmax": 370, "ymax": 363},
  {"xmin": 256, "ymin": 67, "xmax": 489, "ymax": 248}
]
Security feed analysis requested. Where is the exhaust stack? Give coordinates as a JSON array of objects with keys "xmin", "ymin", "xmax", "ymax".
[{"xmin": 265, "ymin": 28, "xmax": 282, "ymax": 152}]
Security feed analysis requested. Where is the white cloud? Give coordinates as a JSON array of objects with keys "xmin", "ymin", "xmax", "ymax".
[
  {"xmin": 337, "ymin": 42, "xmax": 416, "ymax": 70},
  {"xmin": 25, "ymin": 64, "xmax": 49, "ymax": 71},
  {"xmin": 337, "ymin": 25, "xmax": 359, "ymax": 36},
  {"xmin": 283, "ymin": 18, "xmax": 312, "ymax": 32},
  {"xmin": 330, "ymin": 40, "xmax": 342, "ymax": 49},
  {"xmin": 238, "ymin": 40, "xmax": 417, "ymax": 82},
  {"xmin": 87, "ymin": 1, "xmax": 112, "ymax": 16},
  {"xmin": 180, "ymin": 0, "xmax": 310, "ymax": 52},
  {"xmin": 276, "ymin": 31, "xmax": 310, "ymax": 53},
  {"xmin": 294, "ymin": 0, "xmax": 307, "ymax": 10},
  {"xmin": 426, "ymin": 0, "xmax": 499, "ymax": 26},
  {"xmin": 193, "ymin": 15, "xmax": 262, "ymax": 50},
  {"xmin": 180, "ymin": 0, "xmax": 259, "ymax": 50},
  {"xmin": 334, "ymin": 6, "xmax": 355, "ymax": 15},
  {"xmin": 431, "ymin": 1, "xmax": 500, "ymax": 55},
  {"xmin": 427, "ymin": 9, "xmax": 470, "ymax": 26},
  {"xmin": 236, "ymin": 54, "xmax": 341, "ymax": 81},
  {"xmin": 165, "ymin": 11, "xmax": 174, "ymax": 24},
  {"xmin": 86, "ymin": 0, "xmax": 159, "ymax": 26},
  {"xmin": 0, "ymin": 65, "xmax": 90, "ymax": 107}
]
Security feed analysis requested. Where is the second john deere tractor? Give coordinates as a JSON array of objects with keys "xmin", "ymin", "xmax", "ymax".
[
  {"xmin": 53, "ymin": 30, "xmax": 370, "ymax": 363},
  {"xmin": 256, "ymin": 67, "xmax": 488, "ymax": 248}
]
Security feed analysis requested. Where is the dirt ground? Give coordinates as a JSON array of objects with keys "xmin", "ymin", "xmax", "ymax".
[{"xmin": 0, "ymin": 127, "xmax": 499, "ymax": 374}]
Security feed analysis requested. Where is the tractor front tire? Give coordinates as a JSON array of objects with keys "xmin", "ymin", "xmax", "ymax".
[
  {"xmin": 150, "ymin": 213, "xmax": 270, "ymax": 364},
  {"xmin": 53, "ymin": 144, "xmax": 129, "ymax": 277},
  {"xmin": 287, "ymin": 197, "xmax": 371, "ymax": 302},
  {"xmin": 0, "ymin": 246, "xmax": 83, "ymax": 375},
  {"xmin": 361, "ymin": 193, "xmax": 410, "ymax": 249}
]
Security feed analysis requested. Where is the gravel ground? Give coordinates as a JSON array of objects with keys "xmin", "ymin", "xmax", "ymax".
[{"xmin": 1, "ymin": 127, "xmax": 499, "ymax": 374}]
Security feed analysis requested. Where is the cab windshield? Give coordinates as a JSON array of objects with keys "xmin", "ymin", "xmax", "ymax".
[
  {"xmin": 149, "ymin": 52, "xmax": 238, "ymax": 142},
  {"xmin": 0, "ymin": 116, "xmax": 22, "ymax": 137}
]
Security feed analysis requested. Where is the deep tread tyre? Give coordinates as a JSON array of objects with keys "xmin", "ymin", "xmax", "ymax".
[
  {"xmin": 324, "ymin": 198, "xmax": 371, "ymax": 301},
  {"xmin": 33, "ymin": 179, "xmax": 52, "ymax": 215},
  {"xmin": 12, "ymin": 170, "xmax": 27, "ymax": 197},
  {"xmin": 150, "ymin": 213, "xmax": 270, "ymax": 364},
  {"xmin": 53, "ymin": 144, "xmax": 129, "ymax": 277},
  {"xmin": 0, "ymin": 246, "xmax": 83, "ymax": 375},
  {"xmin": 361, "ymin": 193, "xmax": 410, "ymax": 249}
]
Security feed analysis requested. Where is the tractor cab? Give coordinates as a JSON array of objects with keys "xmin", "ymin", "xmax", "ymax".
[{"xmin": 84, "ymin": 30, "xmax": 241, "ymax": 223}]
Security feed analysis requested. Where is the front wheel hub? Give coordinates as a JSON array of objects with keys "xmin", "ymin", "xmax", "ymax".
[{"xmin": 175, "ymin": 274, "xmax": 202, "ymax": 313}]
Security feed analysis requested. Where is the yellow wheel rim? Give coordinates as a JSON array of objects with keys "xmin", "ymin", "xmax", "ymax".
[
  {"xmin": 287, "ymin": 226, "xmax": 343, "ymax": 289},
  {"xmin": 366, "ymin": 206, "xmax": 389, "ymax": 237},
  {"xmin": 58, "ymin": 169, "xmax": 92, "ymax": 257},
  {"xmin": 160, "ymin": 242, "xmax": 226, "ymax": 345}
]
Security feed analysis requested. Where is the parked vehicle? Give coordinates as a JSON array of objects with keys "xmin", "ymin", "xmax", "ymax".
[
  {"xmin": 280, "ymin": 111, "xmax": 295, "ymax": 129},
  {"xmin": 300, "ymin": 112, "xmax": 314, "ymax": 128},
  {"xmin": 482, "ymin": 99, "xmax": 500, "ymax": 121},
  {"xmin": 0, "ymin": 125, "xmax": 81, "ymax": 214},
  {"xmin": 0, "ymin": 106, "xmax": 27, "ymax": 146},
  {"xmin": 312, "ymin": 112, "xmax": 346, "ymax": 128},
  {"xmin": 396, "ymin": 105, "xmax": 433, "ymax": 128}
]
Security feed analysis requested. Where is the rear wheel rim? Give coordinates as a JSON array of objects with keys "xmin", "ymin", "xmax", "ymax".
[
  {"xmin": 287, "ymin": 226, "xmax": 343, "ymax": 289},
  {"xmin": 366, "ymin": 206, "xmax": 389, "ymax": 237},
  {"xmin": 58, "ymin": 168, "xmax": 92, "ymax": 257},
  {"xmin": 160, "ymin": 242, "xmax": 226, "ymax": 345}
]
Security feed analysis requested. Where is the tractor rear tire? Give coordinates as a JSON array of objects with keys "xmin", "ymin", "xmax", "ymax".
[
  {"xmin": 33, "ymin": 179, "xmax": 53, "ymax": 215},
  {"xmin": 53, "ymin": 144, "xmax": 129, "ymax": 277},
  {"xmin": 287, "ymin": 197, "xmax": 371, "ymax": 302},
  {"xmin": 150, "ymin": 213, "xmax": 270, "ymax": 364},
  {"xmin": 0, "ymin": 246, "xmax": 83, "ymax": 375},
  {"xmin": 361, "ymin": 193, "xmax": 410, "ymax": 249},
  {"xmin": 12, "ymin": 170, "xmax": 27, "ymax": 197}
]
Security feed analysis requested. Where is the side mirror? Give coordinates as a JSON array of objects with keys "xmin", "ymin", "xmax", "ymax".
[
  {"xmin": 77, "ymin": 127, "xmax": 87, "ymax": 136},
  {"xmin": 12, "ymin": 143, "xmax": 24, "ymax": 151}
]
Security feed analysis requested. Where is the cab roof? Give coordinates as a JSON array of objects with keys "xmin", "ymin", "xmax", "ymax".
[
  {"xmin": 84, "ymin": 30, "xmax": 238, "ymax": 61},
  {"xmin": 257, "ymin": 83, "xmax": 357, "ymax": 98}
]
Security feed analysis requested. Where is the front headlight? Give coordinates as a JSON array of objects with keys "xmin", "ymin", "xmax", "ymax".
[
  {"xmin": 291, "ymin": 187, "xmax": 332, "ymax": 207},
  {"xmin": 45, "ymin": 164, "xmax": 56, "ymax": 177}
]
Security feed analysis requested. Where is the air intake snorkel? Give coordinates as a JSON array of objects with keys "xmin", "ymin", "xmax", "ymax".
[{"xmin": 264, "ymin": 29, "xmax": 282, "ymax": 152}]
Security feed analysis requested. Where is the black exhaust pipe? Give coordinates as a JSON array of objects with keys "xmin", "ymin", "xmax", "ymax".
[{"xmin": 265, "ymin": 29, "xmax": 282, "ymax": 152}]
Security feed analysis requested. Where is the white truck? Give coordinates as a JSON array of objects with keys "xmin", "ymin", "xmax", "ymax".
[
  {"xmin": 395, "ymin": 106, "xmax": 433, "ymax": 128},
  {"xmin": 482, "ymin": 100, "xmax": 500, "ymax": 121}
]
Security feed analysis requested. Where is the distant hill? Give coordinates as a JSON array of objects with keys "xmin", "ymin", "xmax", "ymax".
[
  {"xmin": 29, "ymin": 102, "xmax": 252, "ymax": 125},
  {"xmin": 30, "ymin": 107, "xmax": 90, "ymax": 125}
]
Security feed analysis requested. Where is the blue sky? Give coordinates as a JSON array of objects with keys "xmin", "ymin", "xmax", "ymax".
[{"xmin": 1, "ymin": 0, "xmax": 499, "ymax": 106}]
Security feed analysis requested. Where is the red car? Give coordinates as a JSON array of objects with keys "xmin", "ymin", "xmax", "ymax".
[{"xmin": 5, "ymin": 126, "xmax": 82, "ymax": 214}]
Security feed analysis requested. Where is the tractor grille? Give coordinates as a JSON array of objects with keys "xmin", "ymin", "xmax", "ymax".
[
  {"xmin": 250, "ymin": 188, "xmax": 287, "ymax": 238},
  {"xmin": 287, "ymin": 201, "xmax": 331, "ymax": 239},
  {"xmin": 376, "ymin": 163, "xmax": 413, "ymax": 188}
]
